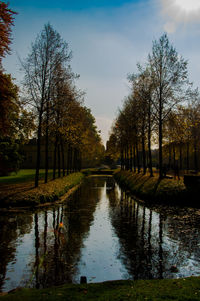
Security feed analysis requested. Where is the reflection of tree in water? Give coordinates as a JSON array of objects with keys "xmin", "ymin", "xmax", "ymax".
[
  {"xmin": 108, "ymin": 187, "xmax": 200, "ymax": 280},
  {"xmin": 155, "ymin": 206, "xmax": 200, "ymax": 275},
  {"xmin": 30, "ymin": 177, "xmax": 104, "ymax": 289},
  {"xmin": 0, "ymin": 212, "xmax": 33, "ymax": 291}
]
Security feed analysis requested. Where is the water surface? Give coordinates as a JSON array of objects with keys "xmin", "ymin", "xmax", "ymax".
[{"xmin": 1, "ymin": 176, "xmax": 200, "ymax": 292}]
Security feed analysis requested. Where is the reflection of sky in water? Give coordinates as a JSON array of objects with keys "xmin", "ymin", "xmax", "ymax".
[
  {"xmin": 76, "ymin": 183, "xmax": 128, "ymax": 283},
  {"xmin": 1, "ymin": 176, "xmax": 200, "ymax": 292},
  {"xmin": 4, "ymin": 230, "xmax": 34, "ymax": 291}
]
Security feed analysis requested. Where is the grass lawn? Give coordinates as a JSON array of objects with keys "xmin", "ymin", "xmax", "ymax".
[
  {"xmin": 0, "ymin": 171, "xmax": 84, "ymax": 208},
  {"xmin": 0, "ymin": 169, "xmax": 56, "ymax": 185},
  {"xmin": 1, "ymin": 277, "xmax": 200, "ymax": 300}
]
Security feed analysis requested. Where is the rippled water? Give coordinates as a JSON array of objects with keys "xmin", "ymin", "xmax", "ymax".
[{"xmin": 1, "ymin": 176, "xmax": 200, "ymax": 292}]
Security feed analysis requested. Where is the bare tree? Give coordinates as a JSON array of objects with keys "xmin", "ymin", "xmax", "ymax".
[
  {"xmin": 21, "ymin": 23, "xmax": 72, "ymax": 186},
  {"xmin": 148, "ymin": 33, "xmax": 188, "ymax": 178}
]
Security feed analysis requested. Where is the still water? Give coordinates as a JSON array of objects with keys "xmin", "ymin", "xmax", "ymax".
[{"xmin": 1, "ymin": 176, "xmax": 200, "ymax": 292}]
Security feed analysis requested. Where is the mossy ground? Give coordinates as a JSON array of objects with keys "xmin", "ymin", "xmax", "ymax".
[
  {"xmin": 1, "ymin": 277, "xmax": 200, "ymax": 300},
  {"xmin": 114, "ymin": 170, "xmax": 194, "ymax": 205},
  {"xmin": 0, "ymin": 172, "xmax": 84, "ymax": 208}
]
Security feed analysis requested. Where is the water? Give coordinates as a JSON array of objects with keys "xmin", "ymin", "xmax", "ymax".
[{"xmin": 1, "ymin": 176, "xmax": 200, "ymax": 292}]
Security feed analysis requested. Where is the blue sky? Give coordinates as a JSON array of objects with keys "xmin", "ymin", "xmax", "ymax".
[
  {"xmin": 8, "ymin": 0, "xmax": 141, "ymax": 10},
  {"xmin": 3, "ymin": 0, "xmax": 200, "ymax": 145}
]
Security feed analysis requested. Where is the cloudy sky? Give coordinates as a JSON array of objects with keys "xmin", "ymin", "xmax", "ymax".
[{"xmin": 3, "ymin": 0, "xmax": 200, "ymax": 145}]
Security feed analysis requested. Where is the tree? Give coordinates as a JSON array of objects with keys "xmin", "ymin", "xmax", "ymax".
[
  {"xmin": 148, "ymin": 33, "xmax": 188, "ymax": 178},
  {"xmin": 0, "ymin": 1, "xmax": 17, "ymax": 67},
  {"xmin": 0, "ymin": 73, "xmax": 34, "ymax": 175},
  {"xmin": 21, "ymin": 23, "xmax": 72, "ymax": 187},
  {"xmin": 128, "ymin": 68, "xmax": 155, "ymax": 176},
  {"xmin": 0, "ymin": 3, "xmax": 34, "ymax": 175},
  {"xmin": 0, "ymin": 73, "xmax": 19, "ymax": 137}
]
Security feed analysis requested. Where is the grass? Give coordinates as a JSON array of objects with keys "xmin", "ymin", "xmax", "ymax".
[
  {"xmin": 0, "ymin": 169, "xmax": 57, "ymax": 184},
  {"xmin": 1, "ymin": 277, "xmax": 200, "ymax": 300},
  {"xmin": 0, "ymin": 172, "xmax": 84, "ymax": 208},
  {"xmin": 114, "ymin": 170, "xmax": 192, "ymax": 205}
]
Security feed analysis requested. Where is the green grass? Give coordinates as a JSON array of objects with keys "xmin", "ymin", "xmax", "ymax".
[
  {"xmin": 114, "ymin": 170, "xmax": 190, "ymax": 205},
  {"xmin": 1, "ymin": 277, "xmax": 200, "ymax": 300},
  {"xmin": 0, "ymin": 169, "xmax": 58, "ymax": 184},
  {"xmin": 0, "ymin": 172, "xmax": 84, "ymax": 208}
]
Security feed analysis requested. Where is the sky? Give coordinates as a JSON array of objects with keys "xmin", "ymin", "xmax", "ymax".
[{"xmin": 3, "ymin": 0, "xmax": 200, "ymax": 145}]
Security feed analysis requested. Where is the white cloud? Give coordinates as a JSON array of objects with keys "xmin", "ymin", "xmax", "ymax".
[
  {"xmin": 160, "ymin": 0, "xmax": 200, "ymax": 33},
  {"xmin": 163, "ymin": 21, "xmax": 176, "ymax": 33}
]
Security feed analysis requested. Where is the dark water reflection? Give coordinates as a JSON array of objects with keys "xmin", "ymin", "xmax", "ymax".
[{"xmin": 1, "ymin": 176, "xmax": 200, "ymax": 292}]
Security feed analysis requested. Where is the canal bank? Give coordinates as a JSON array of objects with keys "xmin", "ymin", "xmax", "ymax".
[
  {"xmin": 1, "ymin": 277, "xmax": 200, "ymax": 300},
  {"xmin": 114, "ymin": 170, "xmax": 199, "ymax": 206},
  {"xmin": 0, "ymin": 172, "xmax": 84, "ymax": 208}
]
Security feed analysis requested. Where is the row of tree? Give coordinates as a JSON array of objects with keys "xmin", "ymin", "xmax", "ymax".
[
  {"xmin": 0, "ymin": 3, "xmax": 104, "ymax": 184},
  {"xmin": 107, "ymin": 34, "xmax": 200, "ymax": 177},
  {"xmin": 21, "ymin": 23, "xmax": 104, "ymax": 186},
  {"xmin": 0, "ymin": 2, "xmax": 35, "ymax": 175}
]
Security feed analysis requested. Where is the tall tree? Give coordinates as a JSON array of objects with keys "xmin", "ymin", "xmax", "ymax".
[
  {"xmin": 21, "ymin": 23, "xmax": 72, "ymax": 187},
  {"xmin": 148, "ymin": 33, "xmax": 188, "ymax": 178}
]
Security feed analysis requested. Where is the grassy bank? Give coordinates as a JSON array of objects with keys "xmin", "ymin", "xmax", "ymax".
[
  {"xmin": 114, "ymin": 170, "xmax": 192, "ymax": 205},
  {"xmin": 1, "ymin": 277, "xmax": 200, "ymax": 300},
  {"xmin": 0, "ymin": 169, "xmax": 61, "ymax": 184},
  {"xmin": 0, "ymin": 172, "xmax": 84, "ymax": 208}
]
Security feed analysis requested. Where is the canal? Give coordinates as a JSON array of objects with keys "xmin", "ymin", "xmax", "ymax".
[{"xmin": 1, "ymin": 176, "xmax": 200, "ymax": 292}]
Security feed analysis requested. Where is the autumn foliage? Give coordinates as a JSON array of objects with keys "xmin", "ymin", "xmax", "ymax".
[{"xmin": 0, "ymin": 1, "xmax": 17, "ymax": 66}]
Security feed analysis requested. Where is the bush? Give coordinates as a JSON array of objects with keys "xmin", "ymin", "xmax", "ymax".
[{"xmin": 0, "ymin": 138, "xmax": 23, "ymax": 176}]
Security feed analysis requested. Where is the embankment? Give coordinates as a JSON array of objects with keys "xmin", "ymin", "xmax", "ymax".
[
  {"xmin": 114, "ymin": 170, "xmax": 195, "ymax": 205},
  {"xmin": 1, "ymin": 277, "xmax": 200, "ymax": 300},
  {"xmin": 0, "ymin": 172, "xmax": 84, "ymax": 208}
]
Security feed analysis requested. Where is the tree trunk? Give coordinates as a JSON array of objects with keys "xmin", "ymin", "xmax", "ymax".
[
  {"xmin": 130, "ymin": 145, "xmax": 133, "ymax": 172},
  {"xmin": 70, "ymin": 147, "xmax": 73, "ymax": 173},
  {"xmin": 58, "ymin": 143, "xmax": 61, "ymax": 178},
  {"xmin": 136, "ymin": 139, "xmax": 140, "ymax": 173},
  {"xmin": 53, "ymin": 135, "xmax": 58, "ymax": 180},
  {"xmin": 121, "ymin": 148, "xmax": 124, "ymax": 170},
  {"xmin": 142, "ymin": 131, "xmax": 146, "ymax": 175},
  {"xmin": 67, "ymin": 145, "xmax": 70, "ymax": 175},
  {"xmin": 126, "ymin": 146, "xmax": 130, "ymax": 170},
  {"xmin": 168, "ymin": 143, "xmax": 171, "ymax": 170},
  {"xmin": 120, "ymin": 149, "xmax": 123, "ymax": 170},
  {"xmin": 159, "ymin": 119, "xmax": 163, "ymax": 178},
  {"xmin": 35, "ymin": 111, "xmax": 43, "ymax": 187},
  {"xmin": 79, "ymin": 150, "xmax": 82, "ymax": 171},
  {"xmin": 148, "ymin": 129, "xmax": 153, "ymax": 177},
  {"xmin": 186, "ymin": 141, "xmax": 189, "ymax": 173},
  {"xmin": 147, "ymin": 99, "xmax": 153, "ymax": 176},
  {"xmin": 173, "ymin": 143, "xmax": 176, "ymax": 169},
  {"xmin": 194, "ymin": 139, "xmax": 198, "ymax": 172},
  {"xmin": 133, "ymin": 145, "xmax": 136, "ymax": 173},
  {"xmin": 73, "ymin": 148, "xmax": 76, "ymax": 172},
  {"xmin": 179, "ymin": 143, "xmax": 182, "ymax": 171},
  {"xmin": 124, "ymin": 147, "xmax": 127, "ymax": 170},
  {"xmin": 61, "ymin": 139, "xmax": 65, "ymax": 177},
  {"xmin": 44, "ymin": 101, "xmax": 49, "ymax": 184}
]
